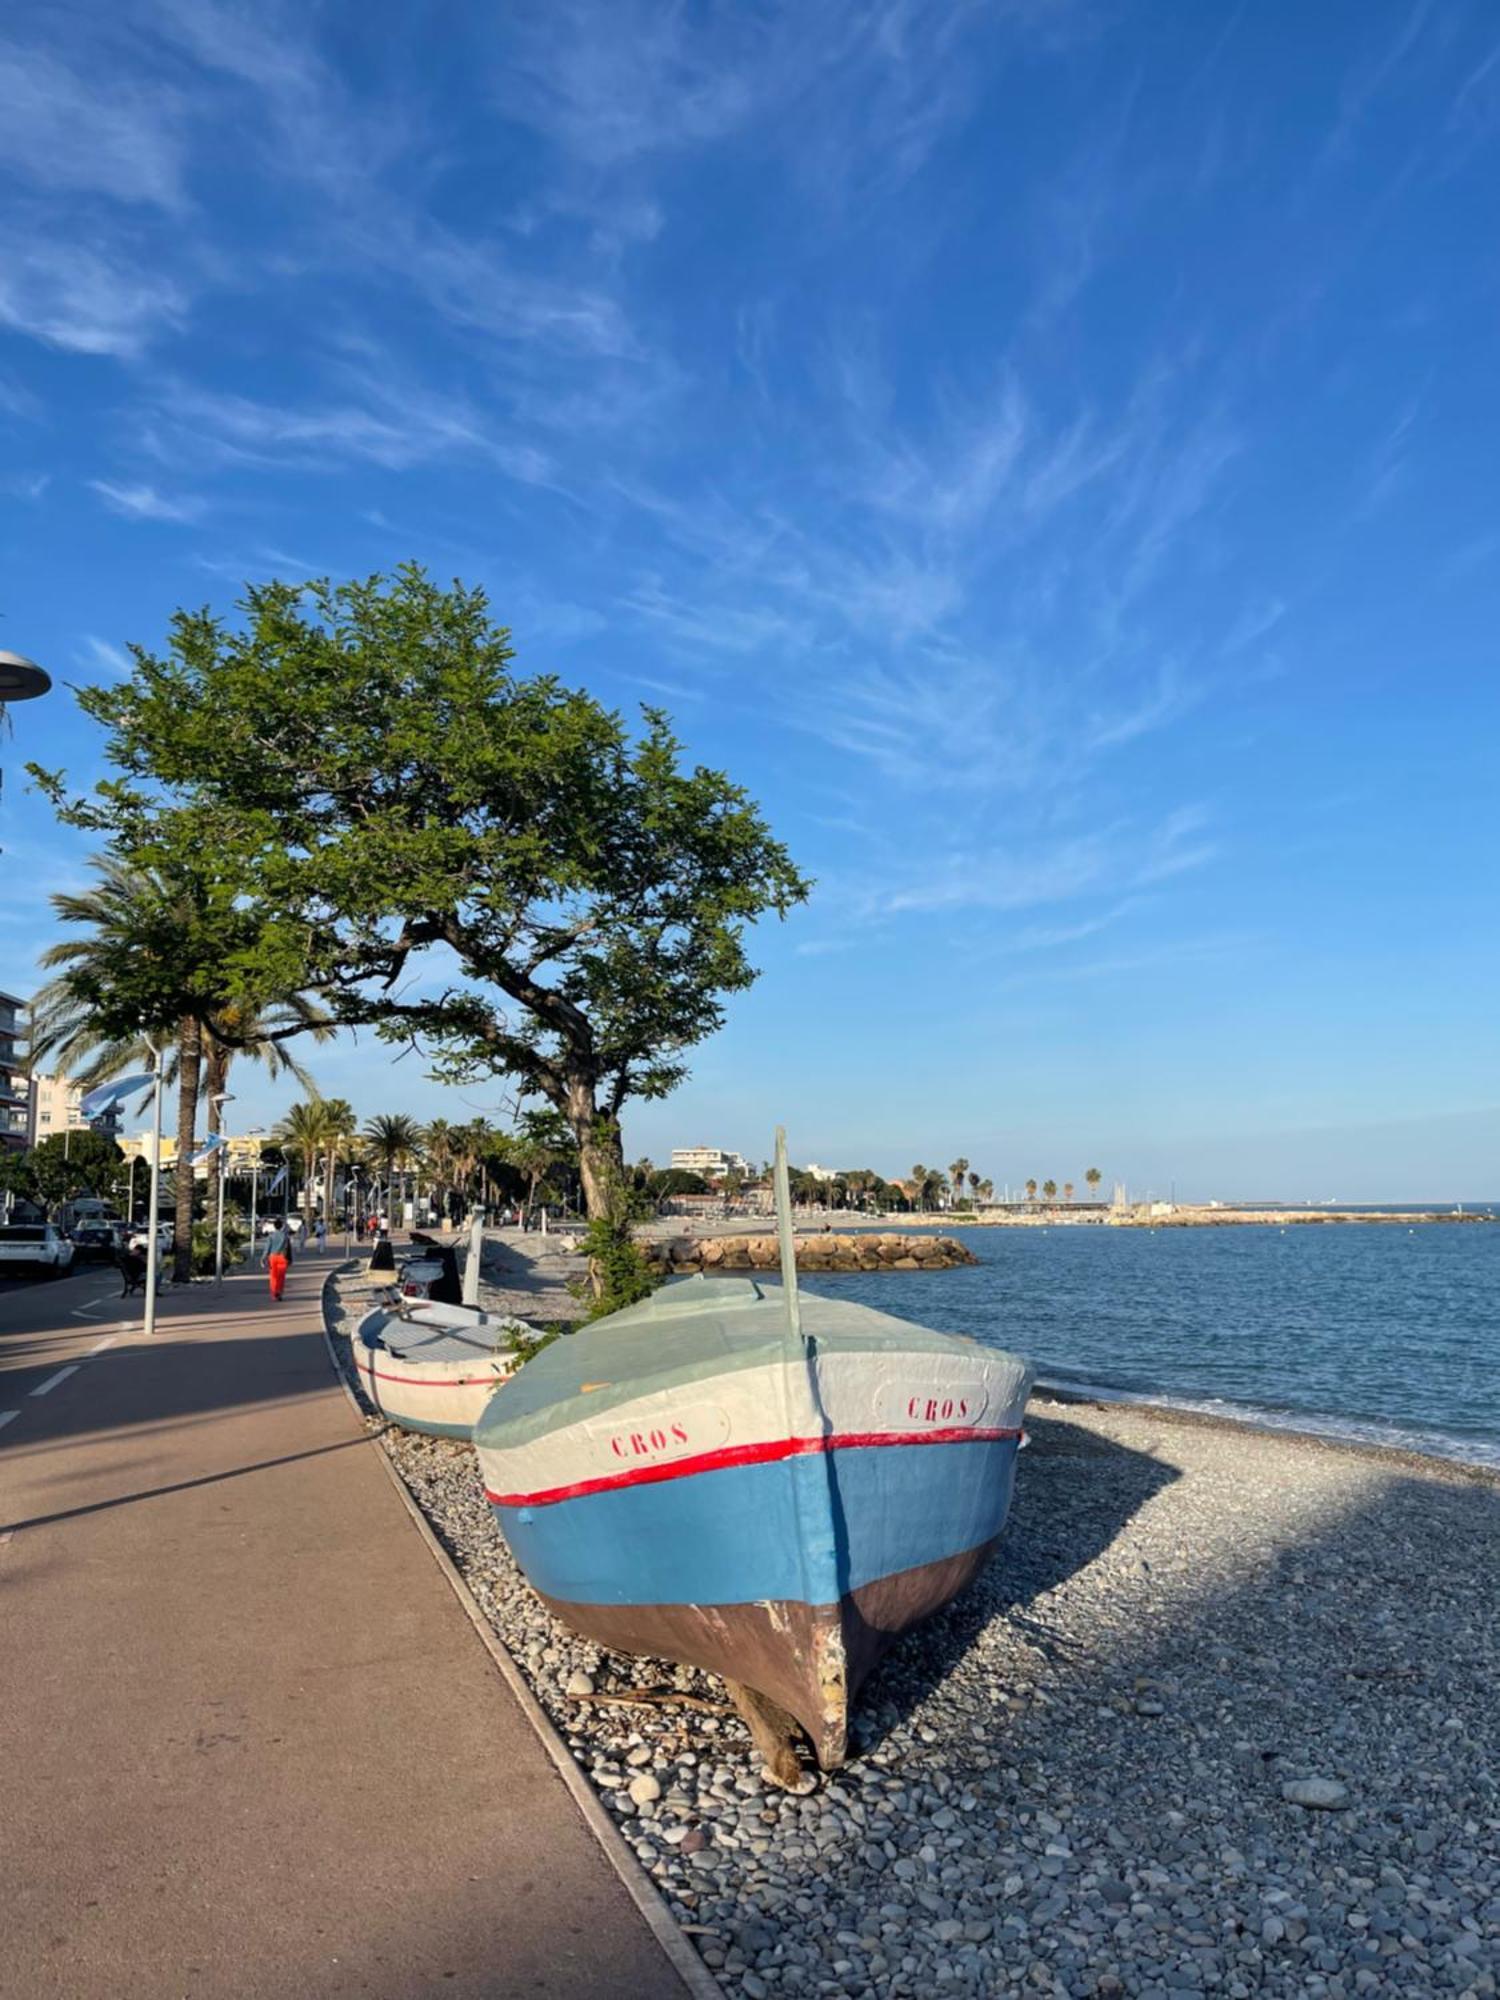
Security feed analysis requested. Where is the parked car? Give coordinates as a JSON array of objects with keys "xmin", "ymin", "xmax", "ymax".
[
  {"xmin": 69, "ymin": 1218, "xmax": 126, "ymax": 1260},
  {"xmin": 126, "ymin": 1222, "xmax": 174, "ymax": 1257},
  {"xmin": 0, "ymin": 1222, "xmax": 77, "ymax": 1276}
]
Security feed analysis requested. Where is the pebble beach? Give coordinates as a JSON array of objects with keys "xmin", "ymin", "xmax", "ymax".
[{"xmin": 328, "ymin": 1267, "xmax": 1500, "ymax": 1999}]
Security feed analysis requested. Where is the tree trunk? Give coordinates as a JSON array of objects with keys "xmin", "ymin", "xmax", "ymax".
[
  {"xmin": 576, "ymin": 1118, "xmax": 624, "ymax": 1220},
  {"xmin": 172, "ymin": 1016, "xmax": 201, "ymax": 1282}
]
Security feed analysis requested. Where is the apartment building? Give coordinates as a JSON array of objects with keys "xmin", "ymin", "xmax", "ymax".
[
  {"xmin": 25, "ymin": 1071, "xmax": 88, "ymax": 1147},
  {"xmin": 669, "ymin": 1144, "xmax": 752, "ymax": 1178},
  {"xmin": 0, "ymin": 990, "xmax": 27, "ymax": 1150}
]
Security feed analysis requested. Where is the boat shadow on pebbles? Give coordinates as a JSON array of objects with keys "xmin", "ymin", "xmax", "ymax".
[{"xmin": 849, "ymin": 1410, "xmax": 1180, "ymax": 1750}]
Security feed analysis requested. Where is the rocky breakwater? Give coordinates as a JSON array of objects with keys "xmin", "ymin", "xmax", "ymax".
[{"xmin": 645, "ymin": 1232, "xmax": 978, "ymax": 1275}]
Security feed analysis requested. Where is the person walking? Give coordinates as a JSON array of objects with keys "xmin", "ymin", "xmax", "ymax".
[
  {"xmin": 313, "ymin": 1216, "xmax": 327, "ymax": 1255},
  {"xmin": 265, "ymin": 1217, "xmax": 294, "ymax": 1302}
]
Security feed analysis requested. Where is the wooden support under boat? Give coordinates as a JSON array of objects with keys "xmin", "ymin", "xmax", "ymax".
[{"xmin": 723, "ymin": 1679, "xmax": 816, "ymax": 1792}]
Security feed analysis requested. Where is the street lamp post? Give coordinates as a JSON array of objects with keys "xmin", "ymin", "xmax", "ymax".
[{"xmin": 143, "ymin": 1044, "xmax": 165, "ymax": 1337}]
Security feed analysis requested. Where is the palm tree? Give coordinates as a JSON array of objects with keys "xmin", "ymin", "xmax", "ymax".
[
  {"xmin": 978, "ymin": 1177, "xmax": 994, "ymax": 1203},
  {"xmin": 200, "ymin": 997, "xmax": 331, "ymax": 1253},
  {"xmin": 31, "ymin": 860, "xmax": 198, "ymax": 1274},
  {"xmin": 422, "ymin": 1118, "xmax": 457, "ymax": 1219},
  {"xmin": 363, "ymin": 1113, "xmax": 422, "ymax": 1223},
  {"xmin": 457, "ymin": 1119, "xmax": 499, "ymax": 1212},
  {"xmin": 275, "ymin": 1101, "xmax": 337, "ymax": 1228},
  {"xmin": 1024, "ymin": 1177, "xmax": 1038, "ymax": 1205},
  {"xmin": 1064, "ymin": 1181, "xmax": 1074, "ymax": 1203},
  {"xmin": 1086, "ymin": 1166, "xmax": 1103, "ymax": 1201},
  {"xmin": 968, "ymin": 1170, "xmax": 980, "ymax": 1200},
  {"xmin": 320, "ymin": 1098, "xmax": 358, "ymax": 1230},
  {"xmin": 1042, "ymin": 1179, "xmax": 1057, "ymax": 1202},
  {"xmin": 32, "ymin": 857, "xmax": 328, "ymax": 1279},
  {"xmin": 509, "ymin": 1132, "xmax": 559, "ymax": 1221},
  {"xmin": 910, "ymin": 1164, "xmax": 928, "ymax": 1213},
  {"xmin": 949, "ymin": 1158, "xmax": 969, "ymax": 1210}
]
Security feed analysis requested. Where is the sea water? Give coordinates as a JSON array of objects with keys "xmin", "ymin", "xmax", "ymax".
[{"xmin": 801, "ymin": 1217, "xmax": 1500, "ymax": 1469}]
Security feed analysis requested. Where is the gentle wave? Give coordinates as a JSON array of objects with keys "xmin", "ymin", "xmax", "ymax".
[{"xmin": 1033, "ymin": 1371, "xmax": 1500, "ymax": 1472}]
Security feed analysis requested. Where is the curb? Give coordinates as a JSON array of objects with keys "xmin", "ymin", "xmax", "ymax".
[{"xmin": 317, "ymin": 1267, "xmax": 719, "ymax": 2000}]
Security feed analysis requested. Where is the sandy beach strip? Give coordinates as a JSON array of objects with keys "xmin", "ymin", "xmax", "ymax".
[{"xmin": 327, "ymin": 1268, "xmax": 1499, "ymax": 1997}]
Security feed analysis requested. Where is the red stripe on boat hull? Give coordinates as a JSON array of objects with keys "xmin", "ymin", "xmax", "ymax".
[
  {"xmin": 355, "ymin": 1357, "xmax": 510, "ymax": 1389},
  {"xmin": 485, "ymin": 1423, "xmax": 1022, "ymax": 1510}
]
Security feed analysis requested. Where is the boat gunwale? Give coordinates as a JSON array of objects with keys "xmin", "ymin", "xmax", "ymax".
[{"xmin": 481, "ymin": 1280, "xmax": 1030, "ymax": 1449}]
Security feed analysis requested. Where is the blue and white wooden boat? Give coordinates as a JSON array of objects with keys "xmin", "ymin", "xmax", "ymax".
[
  {"xmin": 352, "ymin": 1300, "xmax": 535, "ymax": 1440},
  {"xmin": 473, "ymin": 1133, "xmax": 1032, "ymax": 1781}
]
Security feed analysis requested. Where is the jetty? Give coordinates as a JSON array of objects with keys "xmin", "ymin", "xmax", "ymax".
[{"xmin": 646, "ymin": 1230, "xmax": 978, "ymax": 1274}]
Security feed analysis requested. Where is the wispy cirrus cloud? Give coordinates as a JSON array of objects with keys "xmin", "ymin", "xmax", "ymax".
[
  {"xmin": 0, "ymin": 230, "xmax": 187, "ymax": 357},
  {"xmin": 88, "ymin": 479, "xmax": 204, "ymax": 522},
  {"xmin": 1354, "ymin": 395, "xmax": 1424, "ymax": 518},
  {"xmin": 0, "ymin": 40, "xmax": 187, "ymax": 209},
  {"xmin": 77, "ymin": 635, "xmax": 135, "ymax": 676},
  {"xmin": 493, "ymin": 0, "xmax": 1066, "ymax": 185},
  {"xmin": 135, "ymin": 369, "xmax": 556, "ymax": 486},
  {"xmin": 1320, "ymin": 0, "xmax": 1436, "ymax": 166},
  {"xmin": 1221, "ymin": 598, "xmax": 1288, "ymax": 655},
  {"xmin": 873, "ymin": 805, "xmax": 1216, "ymax": 918}
]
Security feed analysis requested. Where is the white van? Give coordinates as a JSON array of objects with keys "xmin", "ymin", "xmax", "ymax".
[{"xmin": 0, "ymin": 1222, "xmax": 77, "ymax": 1276}]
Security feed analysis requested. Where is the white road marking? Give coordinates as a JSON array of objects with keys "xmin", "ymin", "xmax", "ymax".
[
  {"xmin": 89, "ymin": 1336, "xmax": 117, "ymax": 1354},
  {"xmin": 31, "ymin": 1366, "xmax": 79, "ymax": 1398},
  {"xmin": 71, "ymin": 1294, "xmax": 120, "ymax": 1321},
  {"xmin": 0, "ymin": 1410, "xmax": 19, "ymax": 1432}
]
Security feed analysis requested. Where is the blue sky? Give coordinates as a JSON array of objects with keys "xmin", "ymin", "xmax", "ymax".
[{"xmin": 2, "ymin": 0, "xmax": 1498, "ymax": 1198}]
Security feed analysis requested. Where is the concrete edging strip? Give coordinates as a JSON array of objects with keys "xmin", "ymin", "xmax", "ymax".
[{"xmin": 318, "ymin": 1268, "xmax": 720, "ymax": 2000}]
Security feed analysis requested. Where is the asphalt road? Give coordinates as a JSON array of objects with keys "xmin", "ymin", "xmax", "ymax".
[{"xmin": 0, "ymin": 1262, "xmax": 144, "ymax": 1433}]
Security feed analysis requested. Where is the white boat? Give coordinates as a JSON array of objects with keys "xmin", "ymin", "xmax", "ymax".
[{"xmin": 351, "ymin": 1301, "xmax": 536, "ymax": 1438}]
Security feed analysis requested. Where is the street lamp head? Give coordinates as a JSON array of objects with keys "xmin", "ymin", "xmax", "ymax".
[{"xmin": 0, "ymin": 651, "xmax": 51, "ymax": 701}]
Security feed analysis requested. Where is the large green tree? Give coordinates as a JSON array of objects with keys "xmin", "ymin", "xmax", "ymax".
[
  {"xmin": 39, "ymin": 567, "xmax": 808, "ymax": 1221},
  {"xmin": 0, "ymin": 1131, "xmax": 125, "ymax": 1219}
]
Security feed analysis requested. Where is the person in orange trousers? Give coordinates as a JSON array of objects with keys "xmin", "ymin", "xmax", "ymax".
[{"xmin": 264, "ymin": 1218, "xmax": 294, "ymax": 1301}]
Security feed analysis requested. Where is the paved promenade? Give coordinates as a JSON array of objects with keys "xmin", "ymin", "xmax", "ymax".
[{"xmin": 0, "ymin": 1255, "xmax": 687, "ymax": 1999}]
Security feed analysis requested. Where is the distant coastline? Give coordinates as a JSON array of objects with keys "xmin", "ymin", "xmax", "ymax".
[{"xmin": 646, "ymin": 1202, "xmax": 1495, "ymax": 1236}]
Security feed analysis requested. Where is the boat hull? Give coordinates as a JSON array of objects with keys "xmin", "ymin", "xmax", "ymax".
[
  {"xmin": 487, "ymin": 1427, "xmax": 1022, "ymax": 1765},
  {"xmin": 475, "ymin": 1273, "xmax": 1032, "ymax": 1773},
  {"xmin": 534, "ymin": 1532, "xmax": 1003, "ymax": 1768},
  {"xmin": 352, "ymin": 1308, "xmax": 522, "ymax": 1440}
]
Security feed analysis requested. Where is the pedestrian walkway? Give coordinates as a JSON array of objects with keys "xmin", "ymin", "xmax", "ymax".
[{"xmin": 0, "ymin": 1257, "xmax": 689, "ymax": 1999}]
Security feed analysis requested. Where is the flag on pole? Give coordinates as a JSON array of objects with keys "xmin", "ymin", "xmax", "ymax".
[
  {"xmin": 266, "ymin": 1164, "xmax": 288, "ymax": 1194},
  {"xmin": 80, "ymin": 1073, "xmax": 155, "ymax": 1120},
  {"xmin": 188, "ymin": 1133, "xmax": 228, "ymax": 1167}
]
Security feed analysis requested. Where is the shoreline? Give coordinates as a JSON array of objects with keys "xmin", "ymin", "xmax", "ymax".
[{"xmin": 1031, "ymin": 1381, "xmax": 1500, "ymax": 1486}]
